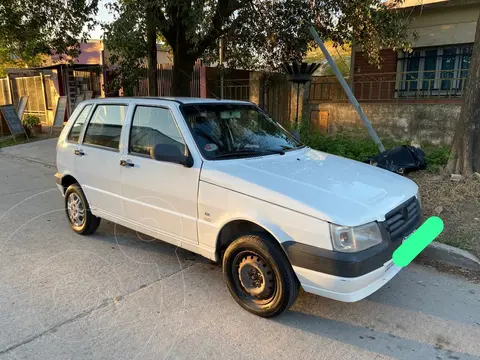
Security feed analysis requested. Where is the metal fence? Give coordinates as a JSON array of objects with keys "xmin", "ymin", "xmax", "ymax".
[
  {"xmin": 217, "ymin": 76, "xmax": 291, "ymax": 126},
  {"xmin": 309, "ymin": 69, "xmax": 468, "ymax": 102},
  {"xmin": 260, "ymin": 80, "xmax": 291, "ymax": 126},
  {"xmin": 134, "ymin": 64, "xmax": 201, "ymax": 97},
  {"xmin": 0, "ymin": 75, "xmax": 54, "ymax": 123},
  {"xmin": 218, "ymin": 79, "xmax": 250, "ymax": 101}
]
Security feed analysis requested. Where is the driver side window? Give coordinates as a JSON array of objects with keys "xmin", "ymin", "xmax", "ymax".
[{"xmin": 129, "ymin": 106, "xmax": 185, "ymax": 157}]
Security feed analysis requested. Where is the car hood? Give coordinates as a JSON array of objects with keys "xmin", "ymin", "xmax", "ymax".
[{"xmin": 200, "ymin": 147, "xmax": 418, "ymax": 226}]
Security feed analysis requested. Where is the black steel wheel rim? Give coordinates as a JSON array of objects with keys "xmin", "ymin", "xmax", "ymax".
[{"xmin": 231, "ymin": 250, "xmax": 277, "ymax": 306}]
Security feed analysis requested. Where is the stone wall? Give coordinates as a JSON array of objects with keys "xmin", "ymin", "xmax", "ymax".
[{"xmin": 306, "ymin": 102, "xmax": 461, "ymax": 146}]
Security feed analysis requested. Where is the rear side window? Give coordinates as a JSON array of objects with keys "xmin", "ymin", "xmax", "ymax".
[
  {"xmin": 129, "ymin": 106, "xmax": 185, "ymax": 157},
  {"xmin": 83, "ymin": 105, "xmax": 127, "ymax": 150},
  {"xmin": 67, "ymin": 105, "xmax": 92, "ymax": 143}
]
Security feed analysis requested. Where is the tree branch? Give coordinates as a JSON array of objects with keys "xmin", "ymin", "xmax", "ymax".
[
  {"xmin": 195, "ymin": 0, "xmax": 243, "ymax": 56},
  {"xmin": 155, "ymin": 4, "xmax": 175, "ymax": 46}
]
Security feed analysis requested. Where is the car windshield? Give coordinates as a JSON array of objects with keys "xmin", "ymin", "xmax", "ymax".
[{"xmin": 181, "ymin": 103, "xmax": 304, "ymax": 160}]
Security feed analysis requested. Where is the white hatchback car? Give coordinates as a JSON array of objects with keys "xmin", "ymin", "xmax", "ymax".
[{"xmin": 56, "ymin": 97, "xmax": 421, "ymax": 317}]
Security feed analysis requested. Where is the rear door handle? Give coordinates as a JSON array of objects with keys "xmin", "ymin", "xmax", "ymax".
[
  {"xmin": 120, "ymin": 159, "xmax": 134, "ymax": 168},
  {"xmin": 74, "ymin": 149, "xmax": 85, "ymax": 156}
]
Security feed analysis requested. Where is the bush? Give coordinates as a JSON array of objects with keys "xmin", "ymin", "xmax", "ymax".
[
  {"xmin": 422, "ymin": 145, "xmax": 450, "ymax": 172},
  {"xmin": 23, "ymin": 114, "xmax": 41, "ymax": 127},
  {"xmin": 296, "ymin": 127, "xmax": 450, "ymax": 171}
]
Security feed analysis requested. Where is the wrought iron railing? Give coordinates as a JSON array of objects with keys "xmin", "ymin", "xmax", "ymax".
[
  {"xmin": 309, "ymin": 70, "xmax": 468, "ymax": 102},
  {"xmin": 133, "ymin": 64, "xmax": 201, "ymax": 97}
]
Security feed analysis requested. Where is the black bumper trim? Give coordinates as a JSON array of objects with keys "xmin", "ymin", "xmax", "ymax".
[
  {"xmin": 283, "ymin": 224, "xmax": 410, "ymax": 278},
  {"xmin": 55, "ymin": 172, "xmax": 62, "ymax": 186}
]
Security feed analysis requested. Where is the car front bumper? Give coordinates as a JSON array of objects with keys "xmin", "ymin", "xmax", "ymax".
[
  {"xmin": 284, "ymin": 197, "xmax": 421, "ymax": 302},
  {"xmin": 293, "ymin": 260, "xmax": 401, "ymax": 302}
]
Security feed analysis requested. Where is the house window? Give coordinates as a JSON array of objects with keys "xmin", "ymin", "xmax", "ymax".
[{"xmin": 398, "ymin": 44, "xmax": 473, "ymax": 96}]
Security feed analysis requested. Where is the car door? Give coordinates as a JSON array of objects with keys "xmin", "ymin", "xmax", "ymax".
[
  {"xmin": 57, "ymin": 103, "xmax": 93, "ymax": 181},
  {"xmin": 74, "ymin": 103, "xmax": 128, "ymax": 218},
  {"xmin": 120, "ymin": 103, "xmax": 201, "ymax": 245}
]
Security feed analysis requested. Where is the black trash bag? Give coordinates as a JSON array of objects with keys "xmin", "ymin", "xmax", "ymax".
[{"xmin": 366, "ymin": 145, "xmax": 427, "ymax": 175}]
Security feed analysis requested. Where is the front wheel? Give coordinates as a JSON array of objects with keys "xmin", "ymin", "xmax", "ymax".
[{"xmin": 222, "ymin": 234, "xmax": 299, "ymax": 318}]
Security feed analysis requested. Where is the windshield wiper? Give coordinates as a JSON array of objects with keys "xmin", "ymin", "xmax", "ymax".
[
  {"xmin": 279, "ymin": 144, "xmax": 306, "ymax": 151},
  {"xmin": 213, "ymin": 149, "xmax": 285, "ymax": 159}
]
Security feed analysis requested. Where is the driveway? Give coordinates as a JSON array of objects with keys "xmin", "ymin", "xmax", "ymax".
[{"xmin": 0, "ymin": 139, "xmax": 479, "ymax": 360}]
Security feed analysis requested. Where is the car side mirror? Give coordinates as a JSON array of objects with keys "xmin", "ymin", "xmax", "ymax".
[
  {"xmin": 151, "ymin": 143, "xmax": 193, "ymax": 167},
  {"xmin": 291, "ymin": 130, "xmax": 301, "ymax": 142}
]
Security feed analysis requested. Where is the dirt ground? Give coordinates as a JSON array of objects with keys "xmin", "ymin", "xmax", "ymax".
[{"xmin": 408, "ymin": 171, "xmax": 480, "ymax": 259}]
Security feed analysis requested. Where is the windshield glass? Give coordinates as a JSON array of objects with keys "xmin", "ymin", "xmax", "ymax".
[{"xmin": 181, "ymin": 103, "xmax": 303, "ymax": 160}]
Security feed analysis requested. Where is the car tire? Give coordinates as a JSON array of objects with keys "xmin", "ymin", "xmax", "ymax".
[
  {"xmin": 222, "ymin": 233, "xmax": 299, "ymax": 318},
  {"xmin": 65, "ymin": 183, "xmax": 100, "ymax": 235}
]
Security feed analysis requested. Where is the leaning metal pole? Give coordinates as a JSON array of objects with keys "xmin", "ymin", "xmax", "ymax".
[{"xmin": 309, "ymin": 26, "xmax": 385, "ymax": 153}]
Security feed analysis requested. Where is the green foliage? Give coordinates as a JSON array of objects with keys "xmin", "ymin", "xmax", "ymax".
[
  {"xmin": 421, "ymin": 145, "xmax": 450, "ymax": 172},
  {"xmin": 0, "ymin": 48, "xmax": 45, "ymax": 77},
  {"xmin": 22, "ymin": 115, "xmax": 41, "ymax": 127},
  {"xmin": 105, "ymin": 0, "xmax": 413, "ymax": 95},
  {"xmin": 0, "ymin": 136, "xmax": 27, "ymax": 148},
  {"xmin": 296, "ymin": 125, "xmax": 450, "ymax": 172},
  {"xmin": 102, "ymin": 2, "xmax": 148, "ymax": 95},
  {"xmin": 207, "ymin": 0, "xmax": 413, "ymax": 71},
  {"xmin": 0, "ymin": 0, "xmax": 98, "ymax": 66}
]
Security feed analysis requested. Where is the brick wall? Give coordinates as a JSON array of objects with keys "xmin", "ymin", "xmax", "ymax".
[
  {"xmin": 353, "ymin": 49, "xmax": 398, "ymax": 74},
  {"xmin": 353, "ymin": 50, "xmax": 398, "ymax": 100}
]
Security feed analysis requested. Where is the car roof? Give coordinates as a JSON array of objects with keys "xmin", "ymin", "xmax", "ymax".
[{"xmin": 81, "ymin": 97, "xmax": 253, "ymax": 105}]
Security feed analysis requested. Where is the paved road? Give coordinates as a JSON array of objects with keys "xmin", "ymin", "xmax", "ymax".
[{"xmin": 0, "ymin": 139, "xmax": 479, "ymax": 360}]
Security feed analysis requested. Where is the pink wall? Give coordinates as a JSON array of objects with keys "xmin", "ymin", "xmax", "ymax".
[
  {"xmin": 49, "ymin": 41, "xmax": 103, "ymax": 65},
  {"xmin": 75, "ymin": 42, "xmax": 103, "ymax": 64}
]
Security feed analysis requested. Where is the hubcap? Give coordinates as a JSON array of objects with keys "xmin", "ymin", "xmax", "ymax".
[
  {"xmin": 236, "ymin": 253, "xmax": 275, "ymax": 300},
  {"xmin": 67, "ymin": 193, "xmax": 85, "ymax": 227}
]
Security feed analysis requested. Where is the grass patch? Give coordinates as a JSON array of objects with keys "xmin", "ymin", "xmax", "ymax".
[
  {"xmin": 0, "ymin": 133, "xmax": 52, "ymax": 149},
  {"xmin": 297, "ymin": 129, "xmax": 450, "ymax": 171},
  {"xmin": 0, "ymin": 135, "xmax": 30, "ymax": 148}
]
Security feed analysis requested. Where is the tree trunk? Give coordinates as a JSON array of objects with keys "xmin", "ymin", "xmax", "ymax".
[
  {"xmin": 446, "ymin": 13, "xmax": 480, "ymax": 175},
  {"xmin": 146, "ymin": 8, "xmax": 158, "ymax": 96},
  {"xmin": 172, "ymin": 52, "xmax": 196, "ymax": 97}
]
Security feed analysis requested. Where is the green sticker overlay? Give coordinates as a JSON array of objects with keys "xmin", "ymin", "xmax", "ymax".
[{"xmin": 392, "ymin": 216, "xmax": 444, "ymax": 267}]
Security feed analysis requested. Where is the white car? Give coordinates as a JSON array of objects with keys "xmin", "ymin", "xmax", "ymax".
[{"xmin": 56, "ymin": 97, "xmax": 421, "ymax": 317}]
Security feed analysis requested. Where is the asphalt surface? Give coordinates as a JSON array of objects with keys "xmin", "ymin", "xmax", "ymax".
[{"xmin": 0, "ymin": 139, "xmax": 479, "ymax": 360}]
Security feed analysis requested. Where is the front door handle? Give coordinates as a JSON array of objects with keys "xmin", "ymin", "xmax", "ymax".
[
  {"xmin": 120, "ymin": 159, "xmax": 135, "ymax": 168},
  {"xmin": 73, "ymin": 149, "xmax": 85, "ymax": 156}
]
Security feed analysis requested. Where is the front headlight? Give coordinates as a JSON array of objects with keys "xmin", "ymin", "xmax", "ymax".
[
  {"xmin": 416, "ymin": 191, "xmax": 422, "ymax": 209},
  {"xmin": 329, "ymin": 222, "xmax": 383, "ymax": 253}
]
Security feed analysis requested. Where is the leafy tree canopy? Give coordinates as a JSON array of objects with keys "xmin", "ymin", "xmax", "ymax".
[
  {"xmin": 0, "ymin": 0, "xmax": 99, "ymax": 66},
  {"xmin": 102, "ymin": 1, "xmax": 148, "ymax": 95},
  {"xmin": 104, "ymin": 0, "xmax": 412, "ymax": 95}
]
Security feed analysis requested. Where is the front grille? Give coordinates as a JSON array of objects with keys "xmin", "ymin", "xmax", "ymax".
[{"xmin": 385, "ymin": 197, "xmax": 421, "ymax": 242}]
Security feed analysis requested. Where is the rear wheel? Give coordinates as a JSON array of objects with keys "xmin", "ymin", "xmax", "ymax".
[
  {"xmin": 65, "ymin": 183, "xmax": 100, "ymax": 235},
  {"xmin": 222, "ymin": 233, "xmax": 299, "ymax": 318}
]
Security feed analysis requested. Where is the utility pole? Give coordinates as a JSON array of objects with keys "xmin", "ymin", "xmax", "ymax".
[
  {"xmin": 219, "ymin": 37, "xmax": 224, "ymax": 99},
  {"xmin": 310, "ymin": 26, "xmax": 385, "ymax": 153}
]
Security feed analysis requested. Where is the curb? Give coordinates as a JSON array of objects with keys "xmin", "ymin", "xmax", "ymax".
[{"xmin": 417, "ymin": 241, "xmax": 480, "ymax": 271}]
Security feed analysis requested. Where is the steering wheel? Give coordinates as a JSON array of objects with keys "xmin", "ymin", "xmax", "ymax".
[{"xmin": 195, "ymin": 128, "xmax": 223, "ymax": 148}]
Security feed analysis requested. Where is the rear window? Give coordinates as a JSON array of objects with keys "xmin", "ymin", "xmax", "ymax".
[
  {"xmin": 67, "ymin": 105, "xmax": 92, "ymax": 143},
  {"xmin": 83, "ymin": 105, "xmax": 127, "ymax": 150}
]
